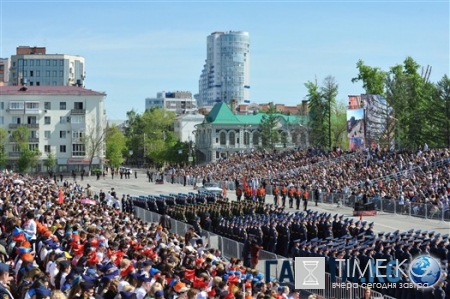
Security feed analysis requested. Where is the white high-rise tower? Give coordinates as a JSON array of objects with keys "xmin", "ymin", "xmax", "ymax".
[{"xmin": 197, "ymin": 31, "xmax": 250, "ymax": 107}]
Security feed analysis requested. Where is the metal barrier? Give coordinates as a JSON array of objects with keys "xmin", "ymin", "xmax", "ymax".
[{"xmin": 133, "ymin": 206, "xmax": 279, "ymax": 262}]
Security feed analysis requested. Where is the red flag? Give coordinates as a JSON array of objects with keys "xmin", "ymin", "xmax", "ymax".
[
  {"xmin": 58, "ymin": 188, "xmax": 64, "ymax": 205},
  {"xmin": 243, "ymin": 177, "xmax": 247, "ymax": 190}
]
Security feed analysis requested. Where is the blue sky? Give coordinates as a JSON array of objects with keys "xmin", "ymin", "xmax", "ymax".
[{"xmin": 1, "ymin": 1, "xmax": 449, "ymax": 120}]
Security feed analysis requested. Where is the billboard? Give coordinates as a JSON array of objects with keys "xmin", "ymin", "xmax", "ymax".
[
  {"xmin": 347, "ymin": 94, "xmax": 393, "ymax": 150},
  {"xmin": 347, "ymin": 108, "xmax": 365, "ymax": 150},
  {"xmin": 347, "ymin": 108, "xmax": 364, "ymax": 139},
  {"xmin": 361, "ymin": 94, "xmax": 392, "ymax": 148}
]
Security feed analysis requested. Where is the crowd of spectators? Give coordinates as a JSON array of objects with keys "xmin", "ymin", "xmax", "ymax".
[
  {"xmin": 173, "ymin": 147, "xmax": 450, "ymax": 218},
  {"xmin": 0, "ymin": 172, "xmax": 303, "ymax": 299}
]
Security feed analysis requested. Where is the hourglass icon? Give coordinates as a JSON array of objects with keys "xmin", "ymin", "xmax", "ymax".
[{"xmin": 303, "ymin": 260, "xmax": 319, "ymax": 285}]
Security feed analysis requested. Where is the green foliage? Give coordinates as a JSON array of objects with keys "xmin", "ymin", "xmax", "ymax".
[
  {"xmin": 106, "ymin": 126, "xmax": 126, "ymax": 167},
  {"xmin": 44, "ymin": 152, "xmax": 56, "ymax": 171},
  {"xmin": 352, "ymin": 60, "xmax": 387, "ymax": 95},
  {"xmin": 331, "ymin": 102, "xmax": 349, "ymax": 149},
  {"xmin": 0, "ymin": 128, "xmax": 7, "ymax": 168},
  {"xmin": 125, "ymin": 107, "xmax": 177, "ymax": 165},
  {"xmin": 321, "ymin": 76, "xmax": 338, "ymax": 148},
  {"xmin": 12, "ymin": 126, "xmax": 40, "ymax": 173},
  {"xmin": 17, "ymin": 148, "xmax": 40, "ymax": 173},
  {"xmin": 354, "ymin": 57, "xmax": 450, "ymax": 150},
  {"xmin": 305, "ymin": 79, "xmax": 327, "ymax": 148},
  {"xmin": 259, "ymin": 104, "xmax": 279, "ymax": 149}
]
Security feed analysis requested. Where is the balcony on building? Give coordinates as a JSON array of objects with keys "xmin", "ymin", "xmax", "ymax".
[
  {"xmin": 8, "ymin": 123, "xmax": 39, "ymax": 129},
  {"xmin": 70, "ymin": 109, "xmax": 86, "ymax": 115},
  {"xmin": 8, "ymin": 152, "xmax": 20, "ymax": 157},
  {"xmin": 9, "ymin": 136, "xmax": 40, "ymax": 142},
  {"xmin": 24, "ymin": 102, "xmax": 39, "ymax": 114}
]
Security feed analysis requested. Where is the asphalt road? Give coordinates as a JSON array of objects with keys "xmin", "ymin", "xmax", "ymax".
[{"xmin": 75, "ymin": 170, "xmax": 450, "ymax": 235}]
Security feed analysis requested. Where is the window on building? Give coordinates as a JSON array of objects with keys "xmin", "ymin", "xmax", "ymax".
[
  {"xmin": 60, "ymin": 131, "xmax": 66, "ymax": 138},
  {"xmin": 36, "ymin": 60, "xmax": 40, "ymax": 66},
  {"xmin": 29, "ymin": 82, "xmax": 33, "ymax": 86},
  {"xmin": 229, "ymin": 132, "xmax": 235, "ymax": 145},
  {"xmin": 72, "ymin": 144, "xmax": 85, "ymax": 156},
  {"xmin": 59, "ymin": 71, "xmax": 63, "ymax": 77},
  {"xmin": 30, "ymin": 71, "xmax": 33, "ymax": 77},
  {"xmin": 44, "ymin": 102, "xmax": 51, "ymax": 110},
  {"xmin": 53, "ymin": 60, "xmax": 57, "ymax": 66},
  {"xmin": 44, "ymin": 131, "xmax": 51, "ymax": 139},
  {"xmin": 24, "ymin": 60, "xmax": 27, "ymax": 66},
  {"xmin": 0, "ymin": 102, "xmax": 3, "ymax": 110},
  {"xmin": 0, "ymin": 116, "xmax": 3, "ymax": 125},
  {"xmin": 59, "ymin": 60, "xmax": 63, "ymax": 66},
  {"xmin": 60, "ymin": 102, "xmax": 66, "ymax": 110},
  {"xmin": 71, "ymin": 115, "xmax": 85, "ymax": 123},
  {"xmin": 46, "ymin": 71, "xmax": 50, "ymax": 77},
  {"xmin": 29, "ymin": 144, "xmax": 38, "ymax": 151},
  {"xmin": 12, "ymin": 117, "xmax": 21, "ymax": 124},
  {"xmin": 36, "ymin": 71, "xmax": 40, "ymax": 77},
  {"xmin": 60, "ymin": 145, "xmax": 66, "ymax": 153},
  {"xmin": 220, "ymin": 132, "xmax": 226, "ymax": 145},
  {"xmin": 253, "ymin": 132, "xmax": 260, "ymax": 145},
  {"xmin": 244, "ymin": 132, "xmax": 250, "ymax": 145},
  {"xmin": 36, "ymin": 82, "xmax": 40, "ymax": 86},
  {"xmin": 10, "ymin": 102, "xmax": 24, "ymax": 109},
  {"xmin": 44, "ymin": 145, "xmax": 51, "ymax": 153},
  {"xmin": 44, "ymin": 117, "xmax": 50, "ymax": 125},
  {"xmin": 27, "ymin": 116, "xmax": 37, "ymax": 124},
  {"xmin": 74, "ymin": 102, "xmax": 83, "ymax": 109},
  {"xmin": 52, "ymin": 71, "xmax": 57, "ymax": 77},
  {"xmin": 46, "ymin": 60, "xmax": 50, "ymax": 66},
  {"xmin": 60, "ymin": 117, "xmax": 66, "ymax": 124}
]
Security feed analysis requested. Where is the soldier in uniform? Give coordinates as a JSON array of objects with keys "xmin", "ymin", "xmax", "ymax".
[
  {"xmin": 236, "ymin": 185, "xmax": 243, "ymax": 202},
  {"xmin": 281, "ymin": 185, "xmax": 287, "ymax": 207},
  {"xmin": 272, "ymin": 185, "xmax": 279, "ymax": 206},
  {"xmin": 288, "ymin": 186, "xmax": 295, "ymax": 209},
  {"xmin": 290, "ymin": 239, "xmax": 301, "ymax": 258},
  {"xmin": 365, "ymin": 222, "xmax": 375, "ymax": 236},
  {"xmin": 268, "ymin": 222, "xmax": 278, "ymax": 253},
  {"xmin": 299, "ymin": 219, "xmax": 308, "ymax": 242}
]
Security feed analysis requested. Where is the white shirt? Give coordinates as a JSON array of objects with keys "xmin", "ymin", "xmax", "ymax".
[
  {"xmin": 23, "ymin": 219, "xmax": 37, "ymax": 240},
  {"xmin": 133, "ymin": 286, "xmax": 147, "ymax": 299},
  {"xmin": 47, "ymin": 261, "xmax": 58, "ymax": 287}
]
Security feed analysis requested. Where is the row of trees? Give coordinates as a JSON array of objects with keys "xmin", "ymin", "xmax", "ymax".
[
  {"xmin": 113, "ymin": 108, "xmax": 192, "ymax": 167},
  {"xmin": 305, "ymin": 57, "xmax": 450, "ymax": 150}
]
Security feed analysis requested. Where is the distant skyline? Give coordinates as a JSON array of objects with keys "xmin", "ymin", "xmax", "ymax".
[{"xmin": 1, "ymin": 1, "xmax": 448, "ymax": 120}]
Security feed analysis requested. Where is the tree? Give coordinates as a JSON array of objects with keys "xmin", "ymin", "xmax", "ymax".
[
  {"xmin": 83, "ymin": 121, "xmax": 105, "ymax": 172},
  {"xmin": 305, "ymin": 79, "xmax": 327, "ymax": 148},
  {"xmin": 352, "ymin": 59, "xmax": 387, "ymax": 95},
  {"xmin": 105, "ymin": 125, "xmax": 127, "ymax": 168},
  {"xmin": 330, "ymin": 102, "xmax": 349, "ymax": 149},
  {"xmin": 435, "ymin": 75, "xmax": 450, "ymax": 147},
  {"xmin": 13, "ymin": 126, "xmax": 40, "ymax": 173},
  {"xmin": 321, "ymin": 76, "xmax": 338, "ymax": 148},
  {"xmin": 124, "ymin": 108, "xmax": 177, "ymax": 165},
  {"xmin": 259, "ymin": 104, "xmax": 279, "ymax": 150},
  {"xmin": 0, "ymin": 128, "xmax": 7, "ymax": 168},
  {"xmin": 44, "ymin": 152, "xmax": 56, "ymax": 172},
  {"xmin": 385, "ymin": 57, "xmax": 433, "ymax": 149}
]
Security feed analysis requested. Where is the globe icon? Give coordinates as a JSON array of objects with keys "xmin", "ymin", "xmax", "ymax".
[{"xmin": 409, "ymin": 256, "xmax": 442, "ymax": 287}]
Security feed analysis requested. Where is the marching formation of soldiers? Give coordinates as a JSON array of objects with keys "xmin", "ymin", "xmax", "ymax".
[{"xmin": 132, "ymin": 191, "xmax": 450, "ymax": 298}]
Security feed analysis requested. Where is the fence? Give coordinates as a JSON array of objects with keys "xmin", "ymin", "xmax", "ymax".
[
  {"xmin": 135, "ymin": 206, "xmax": 415, "ymax": 299},
  {"xmin": 133, "ymin": 206, "xmax": 279, "ymax": 262}
]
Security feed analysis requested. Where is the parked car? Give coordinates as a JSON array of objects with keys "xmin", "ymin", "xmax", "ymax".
[{"xmin": 198, "ymin": 182, "xmax": 223, "ymax": 194}]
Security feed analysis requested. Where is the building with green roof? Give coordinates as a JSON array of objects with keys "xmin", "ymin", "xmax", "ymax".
[{"xmin": 195, "ymin": 102, "xmax": 308, "ymax": 163}]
